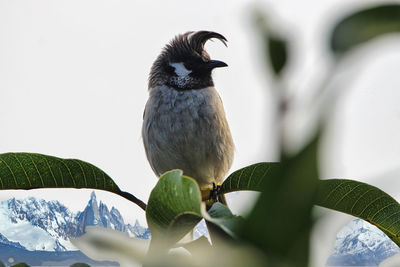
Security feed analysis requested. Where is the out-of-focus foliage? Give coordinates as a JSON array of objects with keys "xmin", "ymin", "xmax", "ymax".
[
  {"xmin": 253, "ymin": 11, "xmax": 288, "ymax": 77},
  {"xmin": 4, "ymin": 3, "xmax": 400, "ymax": 267},
  {"xmin": 330, "ymin": 4, "xmax": 400, "ymax": 56},
  {"xmin": 10, "ymin": 263, "xmax": 30, "ymax": 267},
  {"xmin": 70, "ymin": 263, "xmax": 91, "ymax": 267},
  {"xmin": 380, "ymin": 254, "xmax": 400, "ymax": 267},
  {"xmin": 238, "ymin": 134, "xmax": 319, "ymax": 266}
]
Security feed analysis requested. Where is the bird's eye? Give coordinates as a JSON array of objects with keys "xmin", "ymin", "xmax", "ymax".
[
  {"xmin": 184, "ymin": 62, "xmax": 195, "ymax": 71},
  {"xmin": 166, "ymin": 65, "xmax": 175, "ymax": 74}
]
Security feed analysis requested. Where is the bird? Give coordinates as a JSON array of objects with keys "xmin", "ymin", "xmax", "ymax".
[{"xmin": 142, "ymin": 31, "xmax": 234, "ymax": 204}]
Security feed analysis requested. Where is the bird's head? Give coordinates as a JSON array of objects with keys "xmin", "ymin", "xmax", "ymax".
[{"xmin": 149, "ymin": 31, "xmax": 228, "ymax": 90}]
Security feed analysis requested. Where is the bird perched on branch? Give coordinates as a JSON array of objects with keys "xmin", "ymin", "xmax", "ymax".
[{"xmin": 142, "ymin": 31, "xmax": 234, "ymax": 204}]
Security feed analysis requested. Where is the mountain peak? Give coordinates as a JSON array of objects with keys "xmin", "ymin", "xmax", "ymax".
[
  {"xmin": 0, "ymin": 193, "xmax": 149, "ymax": 252},
  {"xmin": 327, "ymin": 219, "xmax": 400, "ymax": 266},
  {"xmin": 89, "ymin": 191, "xmax": 97, "ymax": 203}
]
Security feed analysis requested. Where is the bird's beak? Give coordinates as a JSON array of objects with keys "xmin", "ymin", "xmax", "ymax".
[{"xmin": 206, "ymin": 60, "xmax": 228, "ymax": 69}]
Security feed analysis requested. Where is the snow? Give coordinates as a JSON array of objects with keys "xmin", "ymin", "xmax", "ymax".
[
  {"xmin": 335, "ymin": 219, "xmax": 389, "ymax": 254},
  {"xmin": 328, "ymin": 218, "xmax": 400, "ymax": 266},
  {"xmin": 0, "ymin": 202, "xmax": 64, "ymax": 251},
  {"xmin": 0, "ymin": 192, "xmax": 149, "ymax": 252}
]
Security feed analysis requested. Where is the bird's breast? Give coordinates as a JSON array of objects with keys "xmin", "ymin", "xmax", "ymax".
[
  {"xmin": 142, "ymin": 85, "xmax": 234, "ymax": 188},
  {"xmin": 148, "ymin": 86, "xmax": 219, "ymax": 132}
]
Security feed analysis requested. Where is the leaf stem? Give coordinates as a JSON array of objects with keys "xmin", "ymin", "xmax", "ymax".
[{"xmin": 119, "ymin": 190, "xmax": 147, "ymax": 211}]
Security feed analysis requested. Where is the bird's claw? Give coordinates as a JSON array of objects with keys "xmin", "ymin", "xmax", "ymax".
[{"xmin": 208, "ymin": 182, "xmax": 222, "ymax": 202}]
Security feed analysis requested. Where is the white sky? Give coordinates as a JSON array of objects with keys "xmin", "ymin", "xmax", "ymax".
[{"xmin": 1, "ymin": 0, "xmax": 400, "ymax": 265}]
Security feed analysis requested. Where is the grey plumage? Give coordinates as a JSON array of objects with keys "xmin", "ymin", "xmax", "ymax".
[{"xmin": 142, "ymin": 31, "xmax": 234, "ymax": 190}]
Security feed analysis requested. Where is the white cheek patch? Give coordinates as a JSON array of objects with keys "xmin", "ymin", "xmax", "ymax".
[{"xmin": 169, "ymin": 62, "xmax": 192, "ymax": 77}]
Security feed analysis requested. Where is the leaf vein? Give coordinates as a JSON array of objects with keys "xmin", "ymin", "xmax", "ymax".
[
  {"xmin": 247, "ymin": 164, "xmax": 258, "ymax": 189},
  {"xmin": 384, "ymin": 210, "xmax": 400, "ymax": 230},
  {"xmin": 27, "ymin": 154, "xmax": 44, "ymax": 187},
  {"xmin": 14, "ymin": 153, "xmax": 31, "ymax": 187},
  {"xmin": 43, "ymin": 156, "xmax": 58, "ymax": 187},
  {"xmin": 350, "ymin": 188, "xmax": 374, "ymax": 214},
  {"xmin": 333, "ymin": 183, "xmax": 363, "ymax": 208},
  {"xmin": 55, "ymin": 159, "xmax": 76, "ymax": 187},
  {"xmin": 1, "ymin": 158, "xmax": 18, "ymax": 187},
  {"xmin": 324, "ymin": 180, "xmax": 353, "ymax": 203},
  {"xmin": 371, "ymin": 202, "xmax": 398, "ymax": 222},
  {"xmin": 90, "ymin": 164, "xmax": 98, "ymax": 188},
  {"xmin": 0, "ymin": 171, "xmax": 4, "ymax": 189},
  {"xmin": 58, "ymin": 165, "xmax": 65, "ymax": 187},
  {"xmin": 359, "ymin": 195, "xmax": 386, "ymax": 217},
  {"xmin": 72, "ymin": 159, "xmax": 87, "ymax": 187},
  {"xmin": 236, "ymin": 168, "xmax": 245, "ymax": 190},
  {"xmin": 257, "ymin": 165, "xmax": 271, "ymax": 188}
]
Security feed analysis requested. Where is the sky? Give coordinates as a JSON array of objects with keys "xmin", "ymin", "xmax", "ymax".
[{"xmin": 1, "ymin": 0, "xmax": 400, "ymax": 266}]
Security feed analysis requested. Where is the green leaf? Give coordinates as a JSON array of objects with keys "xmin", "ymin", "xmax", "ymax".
[
  {"xmin": 0, "ymin": 153, "xmax": 146, "ymax": 210},
  {"xmin": 220, "ymin": 162, "xmax": 280, "ymax": 194},
  {"xmin": 316, "ymin": 179, "xmax": 400, "ymax": 247},
  {"xmin": 203, "ymin": 202, "xmax": 243, "ymax": 238},
  {"xmin": 146, "ymin": 170, "xmax": 203, "ymax": 245},
  {"xmin": 223, "ymin": 163, "xmax": 400, "ymax": 249},
  {"xmin": 330, "ymin": 4, "xmax": 400, "ymax": 55},
  {"xmin": 146, "ymin": 170, "xmax": 245, "ymax": 247},
  {"xmin": 0, "ymin": 153, "xmax": 118, "ymax": 191}
]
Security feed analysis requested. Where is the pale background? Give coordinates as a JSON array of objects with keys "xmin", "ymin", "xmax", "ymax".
[{"xmin": 1, "ymin": 0, "xmax": 400, "ymax": 266}]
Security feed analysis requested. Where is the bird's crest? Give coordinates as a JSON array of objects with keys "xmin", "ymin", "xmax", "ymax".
[
  {"xmin": 187, "ymin": 31, "xmax": 227, "ymax": 54},
  {"xmin": 164, "ymin": 30, "xmax": 227, "ymax": 61}
]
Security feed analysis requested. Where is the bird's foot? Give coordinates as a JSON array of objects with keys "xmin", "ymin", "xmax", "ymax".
[{"xmin": 203, "ymin": 183, "xmax": 225, "ymax": 207}]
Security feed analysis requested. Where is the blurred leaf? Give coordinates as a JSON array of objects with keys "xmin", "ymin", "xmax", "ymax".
[
  {"xmin": 380, "ymin": 254, "xmax": 400, "ymax": 267},
  {"xmin": 331, "ymin": 4, "xmax": 400, "ymax": 55},
  {"xmin": 181, "ymin": 236, "xmax": 211, "ymax": 256},
  {"xmin": 69, "ymin": 263, "xmax": 91, "ymax": 267},
  {"xmin": 316, "ymin": 179, "xmax": 400, "ymax": 247},
  {"xmin": 0, "ymin": 153, "xmax": 146, "ymax": 210},
  {"xmin": 239, "ymin": 133, "xmax": 319, "ymax": 266},
  {"xmin": 70, "ymin": 226, "xmax": 148, "ymax": 266},
  {"xmin": 73, "ymin": 226, "xmax": 265, "ymax": 267},
  {"xmin": 220, "ymin": 162, "xmax": 280, "ymax": 194},
  {"xmin": 268, "ymin": 36, "xmax": 288, "ymax": 76},
  {"xmin": 146, "ymin": 170, "xmax": 203, "ymax": 246},
  {"xmin": 10, "ymin": 264, "xmax": 30, "ymax": 267},
  {"xmin": 253, "ymin": 11, "xmax": 288, "ymax": 76},
  {"xmin": 0, "ymin": 262, "xmax": 4, "ymax": 267}
]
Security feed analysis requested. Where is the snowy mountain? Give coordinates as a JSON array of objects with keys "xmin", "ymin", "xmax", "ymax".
[
  {"xmin": 0, "ymin": 192, "xmax": 149, "ymax": 252},
  {"xmin": 327, "ymin": 219, "xmax": 400, "ymax": 266},
  {"xmin": 0, "ymin": 232, "xmax": 25, "ymax": 249}
]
